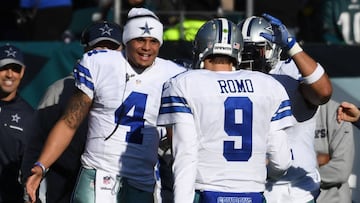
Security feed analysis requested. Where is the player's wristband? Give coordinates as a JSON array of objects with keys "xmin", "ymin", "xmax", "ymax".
[
  {"xmin": 301, "ymin": 63, "xmax": 325, "ymax": 85},
  {"xmin": 34, "ymin": 161, "xmax": 48, "ymax": 178},
  {"xmin": 287, "ymin": 42, "xmax": 303, "ymax": 57}
]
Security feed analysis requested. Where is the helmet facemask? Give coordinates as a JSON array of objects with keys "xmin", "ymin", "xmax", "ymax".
[
  {"xmin": 239, "ymin": 40, "xmax": 279, "ymax": 73},
  {"xmin": 238, "ymin": 16, "xmax": 281, "ymax": 72}
]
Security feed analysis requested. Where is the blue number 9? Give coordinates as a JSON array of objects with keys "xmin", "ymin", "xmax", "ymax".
[{"xmin": 223, "ymin": 97, "xmax": 253, "ymax": 161}]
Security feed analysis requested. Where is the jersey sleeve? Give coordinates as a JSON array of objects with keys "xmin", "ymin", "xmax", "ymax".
[
  {"xmin": 157, "ymin": 76, "xmax": 194, "ymax": 126},
  {"xmin": 73, "ymin": 50, "xmax": 110, "ymax": 100},
  {"xmin": 267, "ymin": 79, "xmax": 295, "ymax": 179},
  {"xmin": 172, "ymin": 122, "xmax": 198, "ymax": 203},
  {"xmin": 269, "ymin": 80, "xmax": 296, "ymax": 132},
  {"xmin": 157, "ymin": 75, "xmax": 198, "ymax": 202},
  {"xmin": 271, "ymin": 60, "xmax": 301, "ymax": 80},
  {"xmin": 267, "ymin": 129, "xmax": 292, "ymax": 180},
  {"xmin": 73, "ymin": 55, "xmax": 95, "ymax": 99}
]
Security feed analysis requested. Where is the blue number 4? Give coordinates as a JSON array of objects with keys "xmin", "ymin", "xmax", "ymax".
[
  {"xmin": 223, "ymin": 97, "xmax": 253, "ymax": 161},
  {"xmin": 114, "ymin": 92, "xmax": 147, "ymax": 144}
]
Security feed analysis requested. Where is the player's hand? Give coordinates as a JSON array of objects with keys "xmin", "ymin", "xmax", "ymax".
[
  {"xmin": 260, "ymin": 13, "xmax": 296, "ymax": 50},
  {"xmin": 337, "ymin": 101, "xmax": 360, "ymax": 123},
  {"xmin": 25, "ymin": 166, "xmax": 43, "ymax": 203}
]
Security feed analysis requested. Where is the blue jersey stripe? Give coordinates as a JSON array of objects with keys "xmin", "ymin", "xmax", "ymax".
[
  {"xmin": 271, "ymin": 109, "xmax": 293, "ymax": 121},
  {"xmin": 278, "ymin": 100, "xmax": 291, "ymax": 109},
  {"xmin": 271, "ymin": 100, "xmax": 292, "ymax": 121},
  {"xmin": 160, "ymin": 96, "xmax": 192, "ymax": 114},
  {"xmin": 74, "ymin": 63, "xmax": 94, "ymax": 91},
  {"xmin": 159, "ymin": 106, "xmax": 192, "ymax": 114},
  {"xmin": 161, "ymin": 96, "xmax": 188, "ymax": 105}
]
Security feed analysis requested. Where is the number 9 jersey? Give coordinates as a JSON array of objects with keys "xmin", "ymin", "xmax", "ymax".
[{"xmin": 157, "ymin": 68, "xmax": 296, "ymax": 202}]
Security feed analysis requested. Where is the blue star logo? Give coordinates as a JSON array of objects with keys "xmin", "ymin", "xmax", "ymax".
[
  {"xmin": 139, "ymin": 22, "xmax": 153, "ymax": 35},
  {"xmin": 99, "ymin": 24, "xmax": 113, "ymax": 36},
  {"xmin": 5, "ymin": 47, "xmax": 17, "ymax": 58}
]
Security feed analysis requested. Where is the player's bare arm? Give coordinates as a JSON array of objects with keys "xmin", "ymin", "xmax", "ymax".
[
  {"xmin": 26, "ymin": 90, "xmax": 92, "ymax": 203},
  {"xmin": 62, "ymin": 89, "xmax": 92, "ymax": 129},
  {"xmin": 293, "ymin": 51, "xmax": 332, "ymax": 105},
  {"xmin": 260, "ymin": 13, "xmax": 332, "ymax": 106}
]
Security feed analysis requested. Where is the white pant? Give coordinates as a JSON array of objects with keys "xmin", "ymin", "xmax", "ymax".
[{"xmin": 264, "ymin": 181, "xmax": 319, "ymax": 203}]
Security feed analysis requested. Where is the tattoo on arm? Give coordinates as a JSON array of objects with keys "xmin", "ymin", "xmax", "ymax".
[{"xmin": 62, "ymin": 89, "xmax": 91, "ymax": 129}]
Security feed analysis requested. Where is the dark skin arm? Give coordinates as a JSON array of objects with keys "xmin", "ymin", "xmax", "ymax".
[
  {"xmin": 292, "ymin": 51, "xmax": 332, "ymax": 105},
  {"xmin": 25, "ymin": 89, "xmax": 92, "ymax": 203}
]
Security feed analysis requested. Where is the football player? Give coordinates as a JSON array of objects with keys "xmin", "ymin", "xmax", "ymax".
[
  {"xmin": 24, "ymin": 8, "xmax": 186, "ymax": 203},
  {"xmin": 157, "ymin": 18, "xmax": 296, "ymax": 203},
  {"xmin": 238, "ymin": 14, "xmax": 333, "ymax": 203}
]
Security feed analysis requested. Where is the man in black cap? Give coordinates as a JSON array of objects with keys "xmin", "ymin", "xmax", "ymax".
[
  {"xmin": 80, "ymin": 21, "xmax": 123, "ymax": 52},
  {"xmin": 21, "ymin": 21, "xmax": 122, "ymax": 203},
  {"xmin": 0, "ymin": 44, "xmax": 35, "ymax": 203}
]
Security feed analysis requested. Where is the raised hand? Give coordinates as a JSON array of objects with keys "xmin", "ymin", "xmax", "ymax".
[{"xmin": 260, "ymin": 13, "xmax": 296, "ymax": 50}]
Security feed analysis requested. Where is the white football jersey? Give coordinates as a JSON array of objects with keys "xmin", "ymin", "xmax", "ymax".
[
  {"xmin": 73, "ymin": 49, "xmax": 185, "ymax": 192},
  {"xmin": 267, "ymin": 60, "xmax": 320, "ymax": 196},
  {"xmin": 157, "ymin": 69, "xmax": 296, "ymax": 202}
]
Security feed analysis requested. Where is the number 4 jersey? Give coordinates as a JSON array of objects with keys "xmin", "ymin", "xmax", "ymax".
[
  {"xmin": 157, "ymin": 69, "xmax": 296, "ymax": 198},
  {"xmin": 73, "ymin": 49, "xmax": 185, "ymax": 192}
]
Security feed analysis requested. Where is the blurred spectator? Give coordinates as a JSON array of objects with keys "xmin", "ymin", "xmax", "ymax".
[
  {"xmin": 18, "ymin": 0, "xmax": 72, "ymax": 41},
  {"xmin": 0, "ymin": 44, "xmax": 36, "ymax": 203},
  {"xmin": 314, "ymin": 99, "xmax": 354, "ymax": 203},
  {"xmin": 321, "ymin": 0, "xmax": 360, "ymax": 45}
]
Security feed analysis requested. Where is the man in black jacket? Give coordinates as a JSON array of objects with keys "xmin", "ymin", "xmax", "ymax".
[{"xmin": 0, "ymin": 44, "xmax": 36, "ymax": 203}]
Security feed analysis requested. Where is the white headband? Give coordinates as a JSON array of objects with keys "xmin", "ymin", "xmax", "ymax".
[{"xmin": 122, "ymin": 8, "xmax": 163, "ymax": 46}]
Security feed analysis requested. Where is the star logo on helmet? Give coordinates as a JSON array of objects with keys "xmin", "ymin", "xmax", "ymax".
[
  {"xmin": 140, "ymin": 22, "xmax": 153, "ymax": 35},
  {"xmin": 265, "ymin": 25, "xmax": 273, "ymax": 34},
  {"xmin": 99, "ymin": 24, "xmax": 113, "ymax": 36},
  {"xmin": 5, "ymin": 47, "xmax": 17, "ymax": 58}
]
